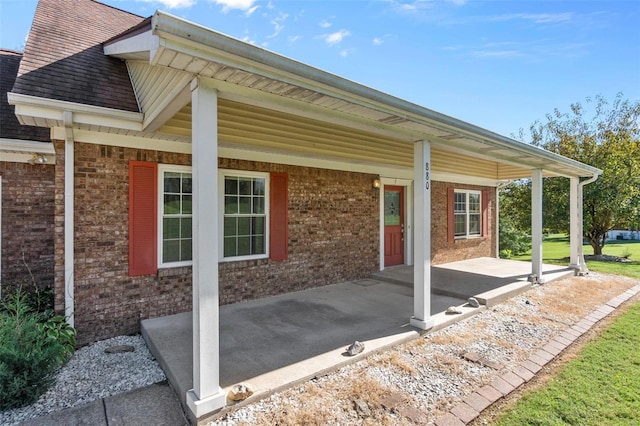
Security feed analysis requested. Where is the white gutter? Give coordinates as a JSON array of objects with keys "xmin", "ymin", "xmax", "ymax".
[
  {"xmin": 576, "ymin": 173, "xmax": 600, "ymax": 275},
  {"xmin": 64, "ymin": 111, "xmax": 75, "ymax": 328}
]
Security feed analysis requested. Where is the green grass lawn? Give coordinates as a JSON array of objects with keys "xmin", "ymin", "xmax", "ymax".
[
  {"xmin": 512, "ymin": 235, "xmax": 640, "ymax": 279},
  {"xmin": 494, "ymin": 301, "xmax": 640, "ymax": 426}
]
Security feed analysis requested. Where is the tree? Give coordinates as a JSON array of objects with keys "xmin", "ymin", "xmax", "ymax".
[{"xmin": 520, "ymin": 94, "xmax": 640, "ymax": 255}]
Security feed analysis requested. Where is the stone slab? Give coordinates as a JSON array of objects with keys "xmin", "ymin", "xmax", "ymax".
[
  {"xmin": 20, "ymin": 399, "xmax": 106, "ymax": 426},
  {"xmin": 104, "ymin": 382, "xmax": 188, "ymax": 426}
]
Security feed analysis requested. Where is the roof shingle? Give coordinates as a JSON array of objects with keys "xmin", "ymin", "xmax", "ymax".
[
  {"xmin": 0, "ymin": 49, "xmax": 50, "ymax": 142},
  {"xmin": 12, "ymin": 0, "xmax": 145, "ymax": 112}
]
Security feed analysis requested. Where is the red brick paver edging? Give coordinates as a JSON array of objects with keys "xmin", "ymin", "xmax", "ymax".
[{"xmin": 434, "ymin": 283, "xmax": 640, "ymax": 426}]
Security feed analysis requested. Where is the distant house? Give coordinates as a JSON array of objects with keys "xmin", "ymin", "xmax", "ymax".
[
  {"xmin": 606, "ymin": 229, "xmax": 639, "ymax": 241},
  {"xmin": 7, "ymin": 0, "xmax": 601, "ymax": 419}
]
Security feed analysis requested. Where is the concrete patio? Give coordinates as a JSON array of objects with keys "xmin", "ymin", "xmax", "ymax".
[{"xmin": 141, "ymin": 258, "xmax": 573, "ymax": 421}]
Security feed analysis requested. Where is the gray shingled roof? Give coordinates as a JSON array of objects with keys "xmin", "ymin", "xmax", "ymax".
[
  {"xmin": 12, "ymin": 0, "xmax": 145, "ymax": 112},
  {"xmin": 1, "ymin": 49, "xmax": 50, "ymax": 142}
]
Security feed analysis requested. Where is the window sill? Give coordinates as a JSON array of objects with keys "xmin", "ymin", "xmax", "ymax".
[{"xmin": 219, "ymin": 254, "xmax": 269, "ymax": 263}]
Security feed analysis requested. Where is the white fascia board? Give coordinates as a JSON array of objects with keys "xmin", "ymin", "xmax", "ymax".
[
  {"xmin": 0, "ymin": 138, "xmax": 55, "ymax": 154},
  {"xmin": 51, "ymin": 128, "xmax": 191, "ymax": 154},
  {"xmin": 8, "ymin": 93, "xmax": 144, "ymax": 131},
  {"xmin": 150, "ymin": 11, "xmax": 601, "ymax": 179},
  {"xmin": 103, "ymin": 30, "xmax": 159, "ymax": 61}
]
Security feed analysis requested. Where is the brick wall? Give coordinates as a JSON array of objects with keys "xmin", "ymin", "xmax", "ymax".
[
  {"xmin": 431, "ymin": 180, "xmax": 496, "ymax": 264},
  {"xmin": 0, "ymin": 161, "xmax": 55, "ymax": 290},
  {"xmin": 55, "ymin": 142, "xmax": 379, "ymax": 344}
]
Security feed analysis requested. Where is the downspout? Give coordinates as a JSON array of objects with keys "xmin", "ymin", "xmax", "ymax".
[
  {"xmin": 495, "ymin": 180, "xmax": 511, "ymax": 258},
  {"xmin": 576, "ymin": 173, "xmax": 599, "ymax": 275},
  {"xmin": 64, "ymin": 111, "xmax": 75, "ymax": 328}
]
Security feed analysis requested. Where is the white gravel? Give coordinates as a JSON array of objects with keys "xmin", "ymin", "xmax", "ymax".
[{"xmin": 0, "ymin": 335, "xmax": 166, "ymax": 426}]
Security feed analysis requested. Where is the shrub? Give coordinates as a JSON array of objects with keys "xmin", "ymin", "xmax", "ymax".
[
  {"xmin": 499, "ymin": 249, "xmax": 513, "ymax": 259},
  {"xmin": 499, "ymin": 216, "xmax": 531, "ymax": 257},
  {"xmin": 0, "ymin": 290, "xmax": 74, "ymax": 410}
]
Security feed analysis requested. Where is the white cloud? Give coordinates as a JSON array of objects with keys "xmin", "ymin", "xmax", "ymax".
[
  {"xmin": 241, "ymin": 34, "xmax": 257, "ymax": 45},
  {"xmin": 373, "ymin": 37, "xmax": 384, "ymax": 46},
  {"xmin": 289, "ymin": 35, "xmax": 302, "ymax": 42},
  {"xmin": 486, "ymin": 13, "xmax": 574, "ymax": 25},
  {"xmin": 212, "ymin": 0, "xmax": 258, "ymax": 13},
  {"xmin": 246, "ymin": 5, "xmax": 259, "ymax": 16},
  {"xmin": 268, "ymin": 12, "xmax": 289, "ymax": 38},
  {"xmin": 340, "ymin": 48, "xmax": 355, "ymax": 57},
  {"xmin": 141, "ymin": 0, "xmax": 196, "ymax": 8},
  {"xmin": 319, "ymin": 18, "xmax": 332, "ymax": 29},
  {"xmin": 322, "ymin": 29, "xmax": 350, "ymax": 46}
]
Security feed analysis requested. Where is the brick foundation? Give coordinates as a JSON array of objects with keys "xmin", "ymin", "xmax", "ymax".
[{"xmin": 0, "ymin": 161, "xmax": 55, "ymax": 291}]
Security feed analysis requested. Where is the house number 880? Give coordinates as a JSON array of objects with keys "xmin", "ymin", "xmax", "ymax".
[{"xmin": 425, "ymin": 162, "xmax": 430, "ymax": 190}]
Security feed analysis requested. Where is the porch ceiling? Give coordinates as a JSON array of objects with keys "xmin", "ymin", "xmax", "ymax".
[{"xmin": 100, "ymin": 11, "xmax": 598, "ymax": 181}]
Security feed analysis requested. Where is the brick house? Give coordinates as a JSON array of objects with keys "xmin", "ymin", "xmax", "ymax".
[
  {"xmin": 7, "ymin": 0, "xmax": 600, "ymax": 418},
  {"xmin": 0, "ymin": 49, "xmax": 55, "ymax": 295}
]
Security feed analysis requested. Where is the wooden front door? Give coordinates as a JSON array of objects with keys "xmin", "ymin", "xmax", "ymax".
[{"xmin": 384, "ymin": 186, "xmax": 404, "ymax": 266}]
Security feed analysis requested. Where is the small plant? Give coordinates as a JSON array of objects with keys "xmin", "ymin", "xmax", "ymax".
[
  {"xmin": 0, "ymin": 289, "xmax": 75, "ymax": 410},
  {"xmin": 621, "ymin": 248, "xmax": 632, "ymax": 259},
  {"xmin": 499, "ymin": 249, "xmax": 513, "ymax": 259}
]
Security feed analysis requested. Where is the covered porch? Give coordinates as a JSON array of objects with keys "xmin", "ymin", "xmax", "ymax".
[{"xmin": 142, "ymin": 258, "xmax": 573, "ymax": 422}]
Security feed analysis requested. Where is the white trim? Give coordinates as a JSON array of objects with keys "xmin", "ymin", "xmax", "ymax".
[
  {"xmin": 157, "ymin": 164, "xmax": 194, "ymax": 269},
  {"xmin": 8, "ymin": 92, "xmax": 143, "ymax": 131},
  {"xmin": 218, "ymin": 169, "xmax": 270, "ymax": 262},
  {"xmin": 64, "ymin": 137, "xmax": 74, "ymax": 327},
  {"xmin": 379, "ymin": 177, "xmax": 414, "ymax": 271},
  {"xmin": 0, "ymin": 138, "xmax": 56, "ymax": 164},
  {"xmin": 51, "ymin": 128, "xmax": 191, "ymax": 154},
  {"xmin": 453, "ymin": 189, "xmax": 482, "ymax": 239}
]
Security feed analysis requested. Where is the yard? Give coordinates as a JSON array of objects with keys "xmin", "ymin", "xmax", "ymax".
[{"xmin": 512, "ymin": 235, "xmax": 640, "ymax": 279}]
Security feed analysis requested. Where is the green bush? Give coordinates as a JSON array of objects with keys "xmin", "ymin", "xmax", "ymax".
[
  {"xmin": 499, "ymin": 216, "xmax": 531, "ymax": 257},
  {"xmin": 0, "ymin": 290, "xmax": 75, "ymax": 410}
]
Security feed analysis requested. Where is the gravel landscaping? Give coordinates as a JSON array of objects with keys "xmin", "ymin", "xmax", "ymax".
[
  {"xmin": 0, "ymin": 335, "xmax": 166, "ymax": 426},
  {"xmin": 1, "ymin": 272, "xmax": 636, "ymax": 426}
]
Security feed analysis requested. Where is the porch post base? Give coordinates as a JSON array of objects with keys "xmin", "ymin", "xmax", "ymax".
[
  {"xmin": 186, "ymin": 388, "xmax": 226, "ymax": 419},
  {"xmin": 410, "ymin": 316, "xmax": 434, "ymax": 330}
]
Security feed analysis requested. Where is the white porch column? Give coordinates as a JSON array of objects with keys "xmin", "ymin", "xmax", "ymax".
[
  {"xmin": 64, "ymin": 112, "xmax": 75, "ymax": 327},
  {"xmin": 569, "ymin": 177, "xmax": 580, "ymax": 269},
  {"xmin": 410, "ymin": 140, "xmax": 434, "ymax": 330},
  {"xmin": 531, "ymin": 169, "xmax": 544, "ymax": 283},
  {"xmin": 186, "ymin": 77, "xmax": 226, "ymax": 418}
]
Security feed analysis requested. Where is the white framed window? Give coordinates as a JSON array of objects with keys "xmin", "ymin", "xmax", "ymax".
[
  {"xmin": 158, "ymin": 165, "xmax": 193, "ymax": 267},
  {"xmin": 219, "ymin": 170, "xmax": 269, "ymax": 262},
  {"xmin": 454, "ymin": 190, "xmax": 481, "ymax": 238}
]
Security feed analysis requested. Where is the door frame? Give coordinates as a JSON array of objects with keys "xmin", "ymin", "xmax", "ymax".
[{"xmin": 379, "ymin": 177, "xmax": 413, "ymax": 271}]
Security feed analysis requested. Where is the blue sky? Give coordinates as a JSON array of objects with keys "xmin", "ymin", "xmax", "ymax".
[{"xmin": 1, "ymin": 0, "xmax": 639, "ymax": 138}]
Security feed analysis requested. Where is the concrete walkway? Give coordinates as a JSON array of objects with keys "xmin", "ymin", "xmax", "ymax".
[{"xmin": 21, "ymin": 382, "xmax": 188, "ymax": 426}]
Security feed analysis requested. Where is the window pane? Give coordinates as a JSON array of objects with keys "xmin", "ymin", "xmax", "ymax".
[
  {"xmin": 225, "ymin": 196, "xmax": 238, "ymax": 214},
  {"xmin": 182, "ymin": 195, "xmax": 192, "ymax": 214},
  {"xmin": 181, "ymin": 218, "xmax": 192, "ymax": 238},
  {"xmin": 253, "ymin": 196, "xmax": 265, "ymax": 214},
  {"xmin": 163, "ymin": 218, "xmax": 180, "ymax": 239},
  {"xmin": 454, "ymin": 214, "xmax": 466, "ymax": 236},
  {"xmin": 469, "ymin": 193, "xmax": 481, "ymax": 213},
  {"xmin": 164, "ymin": 194, "xmax": 181, "ymax": 214},
  {"xmin": 469, "ymin": 214, "xmax": 481, "ymax": 235},
  {"xmin": 237, "ymin": 236, "xmax": 251, "ymax": 256},
  {"xmin": 253, "ymin": 179, "xmax": 265, "ymax": 196},
  {"xmin": 454, "ymin": 192, "xmax": 466, "ymax": 214},
  {"xmin": 224, "ymin": 237, "xmax": 236, "ymax": 257},
  {"xmin": 163, "ymin": 240, "xmax": 180, "ymax": 263},
  {"xmin": 164, "ymin": 173, "xmax": 181, "ymax": 193},
  {"xmin": 384, "ymin": 191, "xmax": 401, "ymax": 226},
  {"xmin": 252, "ymin": 217, "xmax": 265, "ymax": 235},
  {"xmin": 237, "ymin": 217, "xmax": 250, "ymax": 236},
  {"xmin": 181, "ymin": 176, "xmax": 192, "ymax": 194},
  {"xmin": 181, "ymin": 239, "xmax": 192, "ymax": 261},
  {"xmin": 252, "ymin": 236, "xmax": 265, "ymax": 254},
  {"xmin": 238, "ymin": 197, "xmax": 252, "ymax": 214},
  {"xmin": 238, "ymin": 178, "xmax": 252, "ymax": 195},
  {"xmin": 224, "ymin": 217, "xmax": 237, "ymax": 236},
  {"xmin": 225, "ymin": 178, "xmax": 238, "ymax": 195}
]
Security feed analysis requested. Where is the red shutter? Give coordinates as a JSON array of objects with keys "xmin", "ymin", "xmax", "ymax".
[
  {"xmin": 481, "ymin": 190, "xmax": 489, "ymax": 237},
  {"xmin": 447, "ymin": 187, "xmax": 455, "ymax": 243},
  {"xmin": 129, "ymin": 161, "xmax": 158, "ymax": 276},
  {"xmin": 270, "ymin": 172, "xmax": 288, "ymax": 261}
]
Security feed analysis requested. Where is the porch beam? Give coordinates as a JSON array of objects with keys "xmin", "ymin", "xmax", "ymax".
[
  {"xmin": 410, "ymin": 140, "xmax": 434, "ymax": 330},
  {"xmin": 186, "ymin": 76, "xmax": 226, "ymax": 419},
  {"xmin": 531, "ymin": 169, "xmax": 544, "ymax": 283}
]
